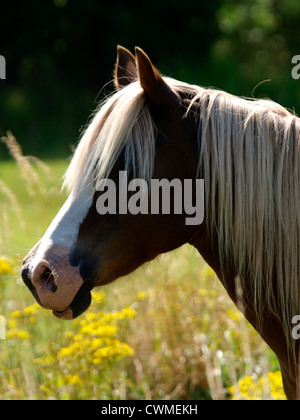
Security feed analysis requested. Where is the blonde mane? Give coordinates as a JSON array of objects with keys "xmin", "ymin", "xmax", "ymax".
[
  {"xmin": 63, "ymin": 77, "xmax": 198, "ymax": 193},
  {"xmin": 191, "ymin": 87, "xmax": 300, "ymax": 358},
  {"xmin": 63, "ymin": 81, "xmax": 156, "ymax": 193},
  {"xmin": 64, "ymin": 77, "xmax": 300, "ymax": 355}
]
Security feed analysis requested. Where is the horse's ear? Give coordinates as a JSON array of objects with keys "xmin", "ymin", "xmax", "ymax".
[
  {"xmin": 114, "ymin": 45, "xmax": 137, "ymax": 90},
  {"xmin": 135, "ymin": 47, "xmax": 179, "ymax": 105}
]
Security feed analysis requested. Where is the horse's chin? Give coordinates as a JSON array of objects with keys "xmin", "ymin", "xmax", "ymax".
[
  {"xmin": 52, "ymin": 280, "xmax": 93, "ymax": 320},
  {"xmin": 52, "ymin": 307, "xmax": 74, "ymax": 320}
]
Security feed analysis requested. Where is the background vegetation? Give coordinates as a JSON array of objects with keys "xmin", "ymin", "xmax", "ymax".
[
  {"xmin": 0, "ymin": 144, "xmax": 285, "ymax": 399},
  {"xmin": 1, "ymin": 0, "xmax": 299, "ymax": 400},
  {"xmin": 1, "ymin": 0, "xmax": 300, "ymax": 158}
]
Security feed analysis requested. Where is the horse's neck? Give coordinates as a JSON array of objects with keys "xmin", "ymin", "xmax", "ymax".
[
  {"xmin": 189, "ymin": 227, "xmax": 220, "ymax": 278},
  {"xmin": 188, "ymin": 226, "xmax": 240, "ymax": 310}
]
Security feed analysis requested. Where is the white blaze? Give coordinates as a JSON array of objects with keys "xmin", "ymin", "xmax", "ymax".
[{"xmin": 31, "ymin": 185, "xmax": 93, "ymax": 267}]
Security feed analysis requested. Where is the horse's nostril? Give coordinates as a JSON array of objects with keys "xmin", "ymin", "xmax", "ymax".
[
  {"xmin": 40, "ymin": 266, "xmax": 57, "ymax": 293},
  {"xmin": 51, "ymin": 282, "xmax": 58, "ymax": 293}
]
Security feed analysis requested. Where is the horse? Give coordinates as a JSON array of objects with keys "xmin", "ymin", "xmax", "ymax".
[{"xmin": 22, "ymin": 46, "xmax": 300, "ymax": 399}]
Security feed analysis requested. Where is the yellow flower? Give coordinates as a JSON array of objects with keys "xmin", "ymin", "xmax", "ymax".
[
  {"xmin": 120, "ymin": 306, "xmax": 136, "ymax": 319},
  {"xmin": 24, "ymin": 303, "xmax": 39, "ymax": 315},
  {"xmin": 230, "ymin": 371, "xmax": 286, "ymax": 400},
  {"xmin": 17, "ymin": 330, "xmax": 30, "ymax": 340},
  {"xmin": 94, "ymin": 325, "xmax": 117, "ymax": 337},
  {"xmin": 91, "ymin": 290, "xmax": 106, "ymax": 304},
  {"xmin": 0, "ymin": 257, "xmax": 15, "ymax": 276},
  {"xmin": 101, "ymin": 307, "xmax": 136, "ymax": 323},
  {"xmin": 201, "ymin": 265, "xmax": 216, "ymax": 281},
  {"xmin": 135, "ymin": 291, "xmax": 147, "ymax": 301},
  {"xmin": 65, "ymin": 374, "xmax": 82, "ymax": 386},
  {"xmin": 239, "ymin": 376, "xmax": 255, "ymax": 395},
  {"xmin": 226, "ymin": 308, "xmax": 243, "ymax": 322},
  {"xmin": 37, "ymin": 289, "xmax": 136, "ymax": 390},
  {"xmin": 198, "ymin": 289, "xmax": 208, "ymax": 298},
  {"xmin": 34, "ymin": 356, "xmax": 55, "ymax": 365},
  {"xmin": 58, "ymin": 346, "xmax": 75, "ymax": 358},
  {"xmin": 92, "ymin": 342, "xmax": 134, "ymax": 364},
  {"xmin": 267, "ymin": 372, "xmax": 286, "ymax": 400},
  {"xmin": 8, "ymin": 319, "xmax": 17, "ymax": 329},
  {"xmin": 10, "ymin": 310, "xmax": 22, "ymax": 319},
  {"xmin": 7, "ymin": 329, "xmax": 30, "ymax": 340}
]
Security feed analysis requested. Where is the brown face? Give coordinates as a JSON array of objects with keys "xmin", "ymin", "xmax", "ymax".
[{"xmin": 21, "ymin": 47, "xmax": 200, "ymax": 319}]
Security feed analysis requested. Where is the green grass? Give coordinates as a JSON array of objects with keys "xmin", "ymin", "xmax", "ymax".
[
  {"xmin": 0, "ymin": 158, "xmax": 67, "ymax": 256},
  {"xmin": 0, "ymin": 149, "xmax": 285, "ymax": 400}
]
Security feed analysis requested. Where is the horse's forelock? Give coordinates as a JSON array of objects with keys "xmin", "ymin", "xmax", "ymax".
[{"xmin": 63, "ymin": 81, "xmax": 157, "ymax": 194}]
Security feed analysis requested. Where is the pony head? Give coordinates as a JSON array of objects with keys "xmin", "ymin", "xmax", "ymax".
[
  {"xmin": 21, "ymin": 46, "xmax": 300, "ymax": 399},
  {"xmin": 22, "ymin": 47, "xmax": 201, "ymax": 319}
]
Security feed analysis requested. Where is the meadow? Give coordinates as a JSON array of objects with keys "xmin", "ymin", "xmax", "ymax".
[{"xmin": 0, "ymin": 133, "xmax": 286, "ymax": 400}]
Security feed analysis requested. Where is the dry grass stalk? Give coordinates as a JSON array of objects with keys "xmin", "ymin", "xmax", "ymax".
[
  {"xmin": 0, "ymin": 179, "xmax": 25, "ymax": 229},
  {"xmin": 198, "ymin": 333, "xmax": 226, "ymax": 400},
  {"xmin": 1, "ymin": 131, "xmax": 57, "ymax": 197}
]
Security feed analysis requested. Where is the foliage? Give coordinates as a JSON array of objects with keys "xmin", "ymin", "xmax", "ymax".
[
  {"xmin": 0, "ymin": 261, "xmax": 136, "ymax": 399},
  {"xmin": 230, "ymin": 371, "xmax": 286, "ymax": 400},
  {"xmin": 0, "ymin": 132, "xmax": 66, "ymax": 254},
  {"xmin": 1, "ymin": 0, "xmax": 300, "ymax": 157},
  {"xmin": 0, "ymin": 137, "xmax": 288, "ymax": 399},
  {"xmin": 0, "ymin": 257, "xmax": 15, "ymax": 277},
  {"xmin": 6, "ymin": 289, "xmax": 136, "ymax": 399},
  {"xmin": 0, "ymin": 251, "xmax": 286, "ymax": 400},
  {"xmin": 214, "ymin": 0, "xmax": 300, "ymax": 108}
]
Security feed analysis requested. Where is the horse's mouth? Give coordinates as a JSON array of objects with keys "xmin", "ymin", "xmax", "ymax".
[
  {"xmin": 52, "ymin": 280, "xmax": 93, "ymax": 320},
  {"xmin": 53, "ymin": 307, "xmax": 74, "ymax": 320}
]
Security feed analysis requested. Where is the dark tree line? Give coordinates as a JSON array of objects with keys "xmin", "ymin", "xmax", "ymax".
[{"xmin": 0, "ymin": 0, "xmax": 299, "ymax": 157}]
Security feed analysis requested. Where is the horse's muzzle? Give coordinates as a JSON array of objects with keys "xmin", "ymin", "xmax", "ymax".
[{"xmin": 21, "ymin": 243, "xmax": 93, "ymax": 320}]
